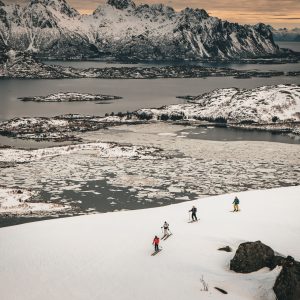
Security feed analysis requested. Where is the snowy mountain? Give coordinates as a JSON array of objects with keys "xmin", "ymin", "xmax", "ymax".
[
  {"xmin": 271, "ymin": 27, "xmax": 300, "ymax": 42},
  {"xmin": 0, "ymin": 0, "xmax": 279, "ymax": 60},
  {"xmin": 0, "ymin": 186, "xmax": 299, "ymax": 299}
]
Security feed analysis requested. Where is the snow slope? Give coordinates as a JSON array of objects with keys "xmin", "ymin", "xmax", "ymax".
[{"xmin": 0, "ymin": 186, "xmax": 299, "ymax": 300}]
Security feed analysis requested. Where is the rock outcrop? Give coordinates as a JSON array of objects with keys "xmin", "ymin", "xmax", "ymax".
[
  {"xmin": 230, "ymin": 241, "xmax": 275, "ymax": 273},
  {"xmin": 230, "ymin": 241, "xmax": 300, "ymax": 300}
]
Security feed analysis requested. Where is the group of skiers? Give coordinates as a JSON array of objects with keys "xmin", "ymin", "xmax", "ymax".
[{"xmin": 152, "ymin": 197, "xmax": 240, "ymax": 253}]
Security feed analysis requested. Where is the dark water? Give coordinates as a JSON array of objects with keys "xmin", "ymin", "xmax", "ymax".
[
  {"xmin": 277, "ymin": 41, "xmax": 300, "ymax": 52},
  {"xmin": 0, "ymin": 76, "xmax": 299, "ymax": 121},
  {"xmin": 181, "ymin": 126, "xmax": 300, "ymax": 145}
]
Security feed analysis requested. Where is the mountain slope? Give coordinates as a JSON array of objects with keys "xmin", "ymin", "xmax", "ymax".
[
  {"xmin": 0, "ymin": 186, "xmax": 299, "ymax": 299},
  {"xmin": 0, "ymin": 0, "xmax": 279, "ymax": 60}
]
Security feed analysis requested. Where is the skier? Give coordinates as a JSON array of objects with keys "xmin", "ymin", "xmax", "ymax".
[
  {"xmin": 232, "ymin": 196, "xmax": 240, "ymax": 212},
  {"xmin": 152, "ymin": 235, "xmax": 160, "ymax": 252},
  {"xmin": 161, "ymin": 221, "xmax": 170, "ymax": 238},
  {"xmin": 189, "ymin": 206, "xmax": 197, "ymax": 221}
]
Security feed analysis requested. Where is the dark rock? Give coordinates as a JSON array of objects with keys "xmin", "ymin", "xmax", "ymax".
[
  {"xmin": 218, "ymin": 246, "xmax": 232, "ymax": 252},
  {"xmin": 107, "ymin": 0, "xmax": 136, "ymax": 10},
  {"xmin": 214, "ymin": 287, "xmax": 228, "ymax": 294},
  {"xmin": 230, "ymin": 241, "xmax": 275, "ymax": 273},
  {"xmin": 274, "ymin": 256, "xmax": 300, "ymax": 300}
]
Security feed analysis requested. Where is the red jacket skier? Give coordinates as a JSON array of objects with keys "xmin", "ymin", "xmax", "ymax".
[{"xmin": 153, "ymin": 236, "xmax": 160, "ymax": 252}]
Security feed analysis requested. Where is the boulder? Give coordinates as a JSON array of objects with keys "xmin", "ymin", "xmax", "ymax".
[
  {"xmin": 273, "ymin": 256, "xmax": 300, "ymax": 300},
  {"xmin": 230, "ymin": 241, "xmax": 275, "ymax": 273}
]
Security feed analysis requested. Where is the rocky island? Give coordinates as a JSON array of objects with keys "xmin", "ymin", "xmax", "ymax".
[{"xmin": 19, "ymin": 92, "xmax": 122, "ymax": 102}]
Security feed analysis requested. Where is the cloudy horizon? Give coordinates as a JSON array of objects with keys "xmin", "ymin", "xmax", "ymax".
[{"xmin": 4, "ymin": 0, "xmax": 300, "ymax": 29}]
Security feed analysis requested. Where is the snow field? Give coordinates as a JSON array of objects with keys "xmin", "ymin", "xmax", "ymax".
[{"xmin": 0, "ymin": 186, "xmax": 299, "ymax": 300}]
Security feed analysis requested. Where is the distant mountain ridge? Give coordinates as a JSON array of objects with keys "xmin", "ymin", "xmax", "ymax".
[
  {"xmin": 0, "ymin": 0, "xmax": 280, "ymax": 60},
  {"xmin": 270, "ymin": 27, "xmax": 300, "ymax": 42}
]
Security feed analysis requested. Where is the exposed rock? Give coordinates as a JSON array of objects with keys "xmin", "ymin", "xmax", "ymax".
[
  {"xmin": 1, "ymin": 53, "xmax": 293, "ymax": 79},
  {"xmin": 218, "ymin": 246, "xmax": 232, "ymax": 252},
  {"xmin": 274, "ymin": 256, "xmax": 300, "ymax": 300},
  {"xmin": 107, "ymin": 0, "xmax": 136, "ymax": 10},
  {"xmin": 230, "ymin": 241, "xmax": 275, "ymax": 273},
  {"xmin": 230, "ymin": 241, "xmax": 300, "ymax": 299}
]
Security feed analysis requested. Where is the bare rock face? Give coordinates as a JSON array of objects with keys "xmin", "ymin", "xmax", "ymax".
[
  {"xmin": 107, "ymin": 0, "xmax": 136, "ymax": 10},
  {"xmin": 230, "ymin": 241, "xmax": 275, "ymax": 273},
  {"xmin": 274, "ymin": 256, "xmax": 300, "ymax": 300}
]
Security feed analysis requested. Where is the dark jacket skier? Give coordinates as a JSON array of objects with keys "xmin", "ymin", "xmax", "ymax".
[
  {"xmin": 189, "ymin": 206, "xmax": 197, "ymax": 221},
  {"xmin": 232, "ymin": 197, "xmax": 240, "ymax": 212}
]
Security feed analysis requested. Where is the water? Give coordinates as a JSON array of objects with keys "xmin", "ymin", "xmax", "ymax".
[
  {"xmin": 0, "ymin": 58, "xmax": 299, "ymax": 226},
  {"xmin": 0, "ymin": 76, "xmax": 299, "ymax": 121},
  {"xmin": 180, "ymin": 127, "xmax": 300, "ymax": 145},
  {"xmin": 277, "ymin": 41, "xmax": 300, "ymax": 52}
]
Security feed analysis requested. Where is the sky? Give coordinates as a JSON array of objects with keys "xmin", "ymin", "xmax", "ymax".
[{"xmin": 5, "ymin": 0, "xmax": 300, "ymax": 29}]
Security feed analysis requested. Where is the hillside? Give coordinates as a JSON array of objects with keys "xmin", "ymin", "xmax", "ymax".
[
  {"xmin": 137, "ymin": 84, "xmax": 300, "ymax": 126},
  {"xmin": 0, "ymin": 186, "xmax": 299, "ymax": 299}
]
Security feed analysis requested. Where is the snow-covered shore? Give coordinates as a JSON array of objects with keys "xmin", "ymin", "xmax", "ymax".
[
  {"xmin": 137, "ymin": 84, "xmax": 300, "ymax": 133},
  {"xmin": 0, "ymin": 142, "xmax": 165, "ymax": 164},
  {"xmin": 0, "ymin": 187, "xmax": 67, "ymax": 216},
  {"xmin": 0, "ymin": 186, "xmax": 299, "ymax": 300}
]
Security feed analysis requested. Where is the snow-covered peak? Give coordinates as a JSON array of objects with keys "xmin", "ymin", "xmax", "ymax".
[
  {"xmin": 107, "ymin": 0, "xmax": 136, "ymax": 10},
  {"xmin": 29, "ymin": 0, "xmax": 79, "ymax": 17},
  {"xmin": 180, "ymin": 7, "xmax": 209, "ymax": 19},
  {"xmin": 135, "ymin": 3, "xmax": 175, "ymax": 17}
]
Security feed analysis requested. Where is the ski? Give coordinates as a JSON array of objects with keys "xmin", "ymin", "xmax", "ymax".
[
  {"xmin": 151, "ymin": 249, "xmax": 162, "ymax": 256},
  {"xmin": 188, "ymin": 220, "xmax": 199, "ymax": 223},
  {"xmin": 162, "ymin": 233, "xmax": 173, "ymax": 240}
]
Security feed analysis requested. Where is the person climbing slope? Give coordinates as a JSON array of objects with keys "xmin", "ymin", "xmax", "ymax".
[
  {"xmin": 189, "ymin": 206, "xmax": 197, "ymax": 222},
  {"xmin": 161, "ymin": 221, "xmax": 170, "ymax": 238},
  {"xmin": 152, "ymin": 235, "xmax": 160, "ymax": 252},
  {"xmin": 232, "ymin": 196, "xmax": 240, "ymax": 212}
]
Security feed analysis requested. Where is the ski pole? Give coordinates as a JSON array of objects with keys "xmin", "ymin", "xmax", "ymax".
[{"xmin": 188, "ymin": 212, "xmax": 191, "ymax": 221}]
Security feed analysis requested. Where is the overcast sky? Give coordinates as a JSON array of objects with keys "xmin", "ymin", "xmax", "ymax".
[{"xmin": 5, "ymin": 0, "xmax": 300, "ymax": 28}]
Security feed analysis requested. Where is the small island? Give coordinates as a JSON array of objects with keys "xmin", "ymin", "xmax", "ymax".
[{"xmin": 19, "ymin": 92, "xmax": 122, "ymax": 102}]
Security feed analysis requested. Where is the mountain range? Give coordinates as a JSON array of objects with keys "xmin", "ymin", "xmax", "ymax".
[
  {"xmin": 271, "ymin": 27, "xmax": 300, "ymax": 42},
  {"xmin": 0, "ymin": 0, "xmax": 280, "ymax": 60}
]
